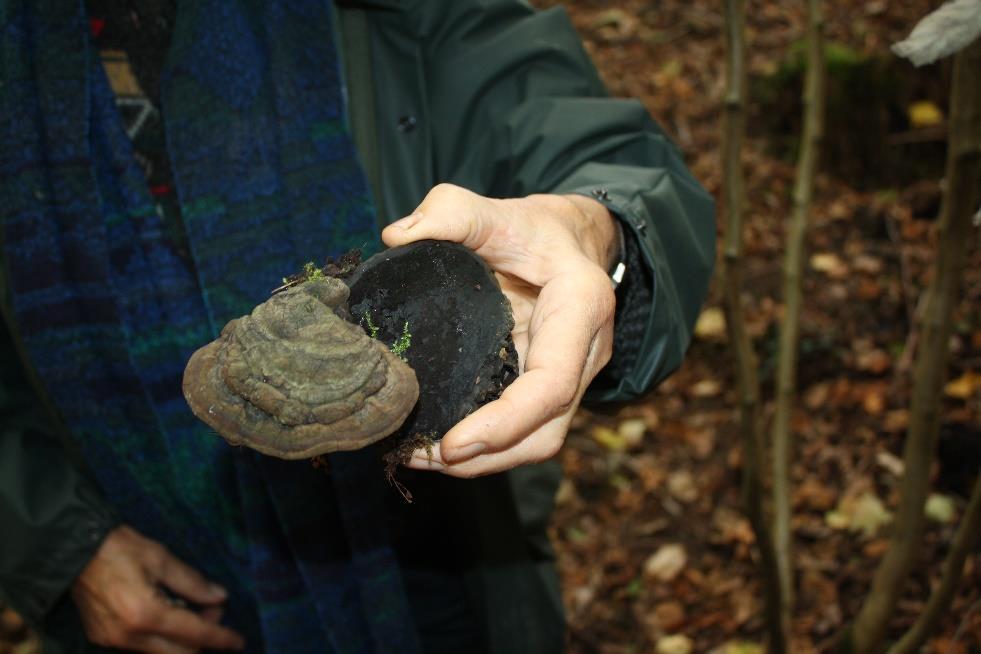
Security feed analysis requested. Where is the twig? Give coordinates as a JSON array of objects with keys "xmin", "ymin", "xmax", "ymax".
[
  {"xmin": 772, "ymin": 0, "xmax": 825, "ymax": 642},
  {"xmin": 951, "ymin": 598, "xmax": 981, "ymax": 646},
  {"xmin": 882, "ymin": 211, "xmax": 917, "ymax": 332},
  {"xmin": 720, "ymin": 1, "xmax": 788, "ymax": 652},
  {"xmin": 886, "ymin": 474, "xmax": 981, "ymax": 654},
  {"xmin": 892, "ymin": 297, "xmax": 925, "ymax": 386}
]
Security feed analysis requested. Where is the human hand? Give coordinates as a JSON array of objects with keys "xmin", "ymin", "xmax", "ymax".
[
  {"xmin": 71, "ymin": 525, "xmax": 245, "ymax": 653},
  {"xmin": 382, "ymin": 183, "xmax": 618, "ymax": 477}
]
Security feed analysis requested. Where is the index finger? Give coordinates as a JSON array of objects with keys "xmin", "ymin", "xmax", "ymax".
[{"xmin": 153, "ymin": 603, "xmax": 245, "ymax": 651}]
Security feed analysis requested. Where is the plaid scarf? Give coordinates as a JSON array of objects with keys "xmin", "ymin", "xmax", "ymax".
[{"xmin": 0, "ymin": 1, "xmax": 420, "ymax": 651}]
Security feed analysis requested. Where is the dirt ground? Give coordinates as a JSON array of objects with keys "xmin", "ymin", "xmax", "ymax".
[{"xmin": 538, "ymin": 1, "xmax": 981, "ymax": 653}]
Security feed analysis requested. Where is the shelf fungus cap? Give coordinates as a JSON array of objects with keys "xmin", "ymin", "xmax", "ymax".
[{"xmin": 182, "ymin": 278, "xmax": 419, "ymax": 459}]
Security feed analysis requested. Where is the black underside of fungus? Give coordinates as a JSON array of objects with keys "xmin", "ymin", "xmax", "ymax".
[{"xmin": 347, "ymin": 240, "xmax": 519, "ymax": 452}]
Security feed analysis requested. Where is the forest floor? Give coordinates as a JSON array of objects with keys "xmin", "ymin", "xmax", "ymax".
[
  {"xmin": 537, "ymin": 1, "xmax": 981, "ymax": 653},
  {"xmin": 2, "ymin": 2, "xmax": 978, "ymax": 654}
]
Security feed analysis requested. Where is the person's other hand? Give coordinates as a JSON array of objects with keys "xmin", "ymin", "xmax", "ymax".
[
  {"xmin": 382, "ymin": 183, "xmax": 618, "ymax": 477},
  {"xmin": 71, "ymin": 525, "xmax": 245, "ymax": 653}
]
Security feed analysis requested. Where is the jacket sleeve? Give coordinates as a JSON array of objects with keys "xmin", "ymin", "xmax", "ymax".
[
  {"xmin": 419, "ymin": 0, "xmax": 716, "ymax": 401},
  {"xmin": 0, "ymin": 312, "xmax": 120, "ymax": 625}
]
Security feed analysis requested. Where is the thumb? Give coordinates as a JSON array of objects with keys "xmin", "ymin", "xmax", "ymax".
[{"xmin": 381, "ymin": 183, "xmax": 492, "ymax": 250}]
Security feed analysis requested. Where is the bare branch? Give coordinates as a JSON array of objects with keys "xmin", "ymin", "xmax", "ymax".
[
  {"xmin": 771, "ymin": 0, "xmax": 825, "ymax": 642},
  {"xmin": 720, "ymin": 1, "xmax": 787, "ymax": 651}
]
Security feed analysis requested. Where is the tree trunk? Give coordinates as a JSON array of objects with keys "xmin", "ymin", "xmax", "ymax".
[
  {"xmin": 771, "ymin": 0, "xmax": 825, "ymax": 642},
  {"xmin": 844, "ymin": 37, "xmax": 981, "ymax": 654},
  {"xmin": 721, "ymin": 1, "xmax": 787, "ymax": 651}
]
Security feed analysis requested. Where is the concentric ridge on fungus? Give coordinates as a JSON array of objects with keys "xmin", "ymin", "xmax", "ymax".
[{"xmin": 182, "ymin": 277, "xmax": 419, "ymax": 459}]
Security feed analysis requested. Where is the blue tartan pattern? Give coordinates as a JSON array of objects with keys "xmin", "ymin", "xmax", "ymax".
[{"xmin": 0, "ymin": 1, "xmax": 420, "ymax": 651}]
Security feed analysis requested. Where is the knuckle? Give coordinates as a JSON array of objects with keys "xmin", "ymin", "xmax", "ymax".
[
  {"xmin": 118, "ymin": 597, "xmax": 152, "ymax": 630},
  {"xmin": 550, "ymin": 379, "xmax": 579, "ymax": 415},
  {"xmin": 429, "ymin": 182, "xmax": 462, "ymax": 201}
]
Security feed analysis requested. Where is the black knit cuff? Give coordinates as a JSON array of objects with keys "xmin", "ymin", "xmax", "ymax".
[{"xmin": 592, "ymin": 221, "xmax": 652, "ymax": 388}]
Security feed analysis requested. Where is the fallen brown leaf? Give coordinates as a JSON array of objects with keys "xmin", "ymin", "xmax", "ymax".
[
  {"xmin": 653, "ymin": 601, "xmax": 687, "ymax": 632},
  {"xmin": 644, "ymin": 544, "xmax": 688, "ymax": 583},
  {"xmin": 694, "ymin": 307, "xmax": 727, "ymax": 340},
  {"xmin": 944, "ymin": 371, "xmax": 980, "ymax": 399}
]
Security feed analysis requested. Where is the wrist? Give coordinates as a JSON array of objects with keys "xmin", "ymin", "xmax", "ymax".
[
  {"xmin": 526, "ymin": 193, "xmax": 619, "ymax": 270},
  {"xmin": 563, "ymin": 194, "xmax": 619, "ymax": 270}
]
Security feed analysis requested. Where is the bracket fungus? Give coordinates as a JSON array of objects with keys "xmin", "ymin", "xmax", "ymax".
[
  {"xmin": 183, "ymin": 277, "xmax": 419, "ymax": 459},
  {"xmin": 183, "ymin": 240, "xmax": 517, "ymax": 461}
]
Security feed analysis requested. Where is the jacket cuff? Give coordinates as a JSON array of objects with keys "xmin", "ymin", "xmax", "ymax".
[
  {"xmin": 556, "ymin": 166, "xmax": 715, "ymax": 402},
  {"xmin": 573, "ymin": 189, "xmax": 653, "ymax": 392},
  {"xmin": 568, "ymin": 188, "xmax": 655, "ymax": 399}
]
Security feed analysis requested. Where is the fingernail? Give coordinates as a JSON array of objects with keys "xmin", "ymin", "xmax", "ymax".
[
  {"xmin": 407, "ymin": 456, "xmax": 444, "ymax": 471},
  {"xmin": 209, "ymin": 583, "xmax": 228, "ymax": 601},
  {"xmin": 443, "ymin": 442, "xmax": 486, "ymax": 463},
  {"xmin": 389, "ymin": 212, "xmax": 421, "ymax": 230}
]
